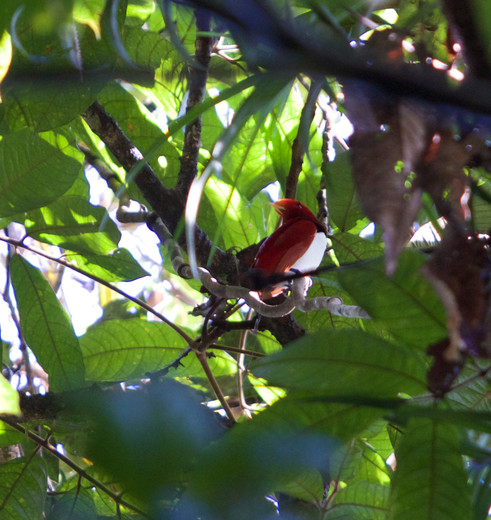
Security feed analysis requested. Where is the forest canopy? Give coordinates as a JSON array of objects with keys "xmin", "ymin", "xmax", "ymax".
[{"xmin": 0, "ymin": 1, "xmax": 490, "ymax": 519}]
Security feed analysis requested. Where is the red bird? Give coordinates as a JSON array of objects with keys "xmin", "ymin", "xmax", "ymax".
[{"xmin": 253, "ymin": 199, "xmax": 328, "ymax": 298}]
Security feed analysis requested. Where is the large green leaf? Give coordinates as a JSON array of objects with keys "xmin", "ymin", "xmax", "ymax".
[
  {"xmin": 338, "ymin": 250, "xmax": 447, "ymax": 348},
  {"xmin": 185, "ymin": 391, "xmax": 390, "ymax": 518},
  {"xmin": 80, "ymin": 319, "xmax": 236, "ymax": 381},
  {"xmin": 2, "ymin": 79, "xmax": 101, "ymax": 132},
  {"xmin": 65, "ymin": 248, "xmax": 149, "ymax": 282},
  {"xmin": 324, "ymin": 149, "xmax": 365, "ymax": 232},
  {"xmin": 328, "ymin": 481, "xmax": 390, "ymax": 519},
  {"xmin": 0, "ymin": 421, "xmax": 25, "ymax": 448},
  {"xmin": 0, "ymin": 131, "xmax": 80, "ymax": 217},
  {"xmin": 10, "ymin": 255, "xmax": 85, "ymax": 392},
  {"xmin": 80, "ymin": 319, "xmax": 187, "ymax": 381},
  {"xmin": 329, "ymin": 439, "xmax": 391, "ymax": 487},
  {"xmin": 186, "ymin": 414, "xmax": 339, "ymax": 519},
  {"xmin": 472, "ymin": 1, "xmax": 491, "ymax": 68},
  {"xmin": 329, "ymin": 232, "xmax": 383, "ymax": 264},
  {"xmin": 219, "ymin": 74, "xmax": 295, "ymax": 199},
  {"xmin": 46, "ymin": 488, "xmax": 98, "ymax": 520},
  {"xmin": 389, "ymin": 418, "xmax": 471, "ymax": 520},
  {"xmin": 0, "ymin": 454, "xmax": 47, "ymax": 519},
  {"xmin": 75, "ymin": 379, "xmax": 222, "ymax": 503},
  {"xmin": 253, "ymin": 329, "xmax": 427, "ymax": 398},
  {"xmin": 25, "ymin": 177, "xmax": 121, "ymax": 255},
  {"xmin": 97, "ymin": 82, "xmax": 181, "ymax": 188},
  {"xmin": 205, "ymin": 176, "xmax": 260, "ymax": 250},
  {"xmin": 0, "ymin": 374, "xmax": 20, "ymax": 416}
]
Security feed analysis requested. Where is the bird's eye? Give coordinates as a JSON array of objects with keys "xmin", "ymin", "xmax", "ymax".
[{"xmin": 297, "ymin": 203, "xmax": 301, "ymax": 207}]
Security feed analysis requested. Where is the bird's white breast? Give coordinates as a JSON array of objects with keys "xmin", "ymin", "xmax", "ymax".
[{"xmin": 291, "ymin": 231, "xmax": 328, "ymax": 273}]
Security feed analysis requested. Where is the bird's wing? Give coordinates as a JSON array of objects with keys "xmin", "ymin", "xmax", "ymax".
[{"xmin": 254, "ymin": 218, "xmax": 318, "ymax": 274}]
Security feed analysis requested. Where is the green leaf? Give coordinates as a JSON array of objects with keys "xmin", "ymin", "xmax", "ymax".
[
  {"xmin": 0, "ymin": 454, "xmax": 47, "ymax": 519},
  {"xmin": 0, "ymin": 375, "xmax": 20, "ymax": 416},
  {"xmin": 471, "ymin": 175, "xmax": 491, "ymax": 233},
  {"xmin": 253, "ymin": 329, "xmax": 427, "ymax": 398},
  {"xmin": 389, "ymin": 418, "xmax": 471, "ymax": 520},
  {"xmin": 46, "ymin": 488, "xmax": 98, "ymax": 520},
  {"xmin": 10, "ymin": 255, "xmax": 85, "ymax": 392},
  {"xmin": 276, "ymin": 467, "xmax": 325, "ymax": 502},
  {"xmin": 25, "ymin": 177, "xmax": 120, "ymax": 255},
  {"xmin": 2, "ymin": 77, "xmax": 101, "ymax": 132},
  {"xmin": 0, "ymin": 131, "xmax": 80, "ymax": 218},
  {"xmin": 329, "ymin": 439, "xmax": 391, "ymax": 487},
  {"xmin": 76, "ymin": 380, "xmax": 221, "ymax": 502},
  {"xmin": 80, "ymin": 319, "xmax": 236, "ymax": 381},
  {"xmin": 0, "ymin": 31, "xmax": 12, "ymax": 85},
  {"xmin": 80, "ymin": 319, "xmax": 188, "ymax": 381},
  {"xmin": 329, "ymin": 481, "xmax": 390, "ymax": 519},
  {"xmin": 0, "ymin": 421, "xmax": 25, "ymax": 448},
  {"xmin": 330, "ymin": 232, "xmax": 383, "ymax": 264},
  {"xmin": 205, "ymin": 176, "xmax": 260, "ymax": 250},
  {"xmin": 324, "ymin": 149, "xmax": 365, "ymax": 232},
  {"xmin": 98, "ymin": 82, "xmax": 181, "ymax": 188},
  {"xmin": 123, "ymin": 26, "xmax": 171, "ymax": 70},
  {"xmin": 187, "ymin": 416, "xmax": 339, "ymax": 519},
  {"xmin": 338, "ymin": 250, "xmax": 447, "ymax": 348},
  {"xmin": 65, "ymin": 248, "xmax": 149, "ymax": 282},
  {"xmin": 472, "ymin": 1, "xmax": 491, "ymax": 68}
]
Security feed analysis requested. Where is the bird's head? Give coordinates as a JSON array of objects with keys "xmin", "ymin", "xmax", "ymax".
[{"xmin": 272, "ymin": 198, "xmax": 317, "ymax": 222}]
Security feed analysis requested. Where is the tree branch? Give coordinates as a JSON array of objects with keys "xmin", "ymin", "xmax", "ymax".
[
  {"xmin": 198, "ymin": 267, "xmax": 370, "ymax": 319},
  {"xmin": 176, "ymin": 11, "xmax": 213, "ymax": 196},
  {"xmin": 181, "ymin": 0, "xmax": 491, "ymax": 118},
  {"xmin": 82, "ymin": 101, "xmax": 238, "ymax": 280},
  {"xmin": 285, "ymin": 79, "xmax": 322, "ymax": 199}
]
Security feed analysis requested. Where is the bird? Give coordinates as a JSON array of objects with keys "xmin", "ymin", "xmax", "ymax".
[{"xmin": 253, "ymin": 198, "xmax": 328, "ymax": 299}]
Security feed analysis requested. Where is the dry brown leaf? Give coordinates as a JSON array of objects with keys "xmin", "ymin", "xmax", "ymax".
[{"xmin": 344, "ymin": 82, "xmax": 429, "ymax": 275}]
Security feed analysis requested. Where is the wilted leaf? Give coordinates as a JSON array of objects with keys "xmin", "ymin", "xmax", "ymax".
[
  {"xmin": 422, "ymin": 228, "xmax": 490, "ymax": 396},
  {"xmin": 416, "ymin": 129, "xmax": 484, "ymax": 223},
  {"xmin": 343, "ymin": 82, "xmax": 428, "ymax": 275}
]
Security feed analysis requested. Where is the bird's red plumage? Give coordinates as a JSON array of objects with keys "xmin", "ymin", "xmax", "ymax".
[
  {"xmin": 253, "ymin": 198, "xmax": 327, "ymax": 298},
  {"xmin": 254, "ymin": 218, "xmax": 318, "ymax": 274}
]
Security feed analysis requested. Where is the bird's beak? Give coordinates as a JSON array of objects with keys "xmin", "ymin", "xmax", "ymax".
[{"xmin": 271, "ymin": 201, "xmax": 286, "ymax": 215}]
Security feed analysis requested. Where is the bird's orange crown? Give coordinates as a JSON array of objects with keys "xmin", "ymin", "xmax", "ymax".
[{"xmin": 272, "ymin": 198, "xmax": 318, "ymax": 222}]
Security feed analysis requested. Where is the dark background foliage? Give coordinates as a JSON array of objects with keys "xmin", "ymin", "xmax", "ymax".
[{"xmin": 0, "ymin": 1, "xmax": 490, "ymax": 518}]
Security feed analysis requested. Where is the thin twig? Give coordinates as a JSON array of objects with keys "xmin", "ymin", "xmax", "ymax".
[
  {"xmin": 237, "ymin": 309, "xmax": 254, "ymax": 418},
  {"xmin": 195, "ymin": 350, "xmax": 236, "ymax": 424},
  {"xmin": 146, "ymin": 346, "xmax": 193, "ymax": 378},
  {"xmin": 2, "ymin": 231, "xmax": 35, "ymax": 393},
  {"xmin": 208, "ymin": 344, "xmax": 264, "ymax": 358},
  {"xmin": 285, "ymin": 78, "xmax": 323, "ymax": 199},
  {"xmin": 176, "ymin": 10, "xmax": 213, "ymax": 195}
]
